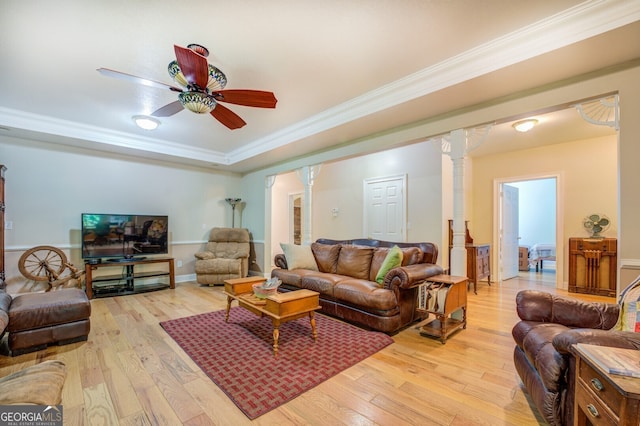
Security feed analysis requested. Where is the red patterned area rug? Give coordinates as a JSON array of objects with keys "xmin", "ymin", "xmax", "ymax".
[{"xmin": 160, "ymin": 307, "xmax": 394, "ymax": 419}]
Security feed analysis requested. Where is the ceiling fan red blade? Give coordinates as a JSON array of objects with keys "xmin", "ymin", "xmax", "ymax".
[
  {"xmin": 97, "ymin": 68, "xmax": 182, "ymax": 92},
  {"xmin": 213, "ymin": 90, "xmax": 277, "ymax": 108},
  {"xmin": 151, "ymin": 101, "xmax": 184, "ymax": 117},
  {"xmin": 210, "ymin": 104, "xmax": 247, "ymax": 129},
  {"xmin": 174, "ymin": 45, "xmax": 209, "ymax": 91}
]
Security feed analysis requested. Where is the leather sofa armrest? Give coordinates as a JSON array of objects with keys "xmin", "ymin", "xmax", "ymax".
[
  {"xmin": 553, "ymin": 328, "xmax": 640, "ymax": 355},
  {"xmin": 194, "ymin": 251, "xmax": 215, "ymax": 260},
  {"xmin": 384, "ymin": 263, "xmax": 444, "ymax": 290},
  {"xmin": 274, "ymin": 253, "xmax": 288, "ymax": 269}
]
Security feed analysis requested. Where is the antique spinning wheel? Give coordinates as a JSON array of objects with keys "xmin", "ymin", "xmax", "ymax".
[{"xmin": 18, "ymin": 245, "xmax": 84, "ymax": 290}]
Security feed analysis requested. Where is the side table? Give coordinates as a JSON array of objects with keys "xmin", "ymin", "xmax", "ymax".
[
  {"xmin": 417, "ymin": 274, "xmax": 467, "ymax": 343},
  {"xmin": 573, "ymin": 343, "xmax": 640, "ymax": 425}
]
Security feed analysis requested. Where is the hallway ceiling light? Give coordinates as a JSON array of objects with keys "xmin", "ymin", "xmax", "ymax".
[
  {"xmin": 512, "ymin": 119, "xmax": 538, "ymax": 133},
  {"xmin": 132, "ymin": 115, "xmax": 161, "ymax": 130}
]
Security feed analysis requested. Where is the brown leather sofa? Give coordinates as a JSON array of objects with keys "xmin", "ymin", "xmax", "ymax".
[
  {"xmin": 1, "ymin": 288, "xmax": 91, "ymax": 356},
  {"xmin": 271, "ymin": 238, "xmax": 443, "ymax": 333},
  {"xmin": 512, "ymin": 290, "xmax": 640, "ymax": 425}
]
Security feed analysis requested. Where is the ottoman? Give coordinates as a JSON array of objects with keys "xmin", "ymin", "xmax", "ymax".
[{"xmin": 7, "ymin": 288, "xmax": 91, "ymax": 356}]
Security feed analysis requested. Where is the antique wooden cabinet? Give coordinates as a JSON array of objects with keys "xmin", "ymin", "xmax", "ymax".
[
  {"xmin": 467, "ymin": 244, "xmax": 491, "ymax": 294},
  {"xmin": 448, "ymin": 220, "xmax": 491, "ymax": 293},
  {"xmin": 0, "ymin": 165, "xmax": 5, "ymax": 288},
  {"xmin": 568, "ymin": 237, "xmax": 617, "ymax": 297}
]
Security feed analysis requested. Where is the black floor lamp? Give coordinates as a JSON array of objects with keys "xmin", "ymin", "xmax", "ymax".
[{"xmin": 225, "ymin": 198, "xmax": 242, "ymax": 228}]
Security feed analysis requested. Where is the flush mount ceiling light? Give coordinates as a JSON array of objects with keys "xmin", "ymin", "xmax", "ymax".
[
  {"xmin": 512, "ymin": 119, "xmax": 538, "ymax": 133},
  {"xmin": 132, "ymin": 115, "xmax": 161, "ymax": 130}
]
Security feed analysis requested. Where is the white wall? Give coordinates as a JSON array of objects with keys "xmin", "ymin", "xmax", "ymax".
[
  {"xmin": 0, "ymin": 137, "xmax": 242, "ymax": 289},
  {"xmin": 253, "ymin": 141, "xmax": 445, "ymax": 270},
  {"xmin": 471, "ymin": 135, "xmax": 617, "ymax": 285},
  {"xmin": 311, "ymin": 141, "xmax": 443, "ymax": 244}
]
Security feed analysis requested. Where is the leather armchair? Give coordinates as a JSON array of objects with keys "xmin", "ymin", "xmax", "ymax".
[
  {"xmin": 512, "ymin": 290, "xmax": 640, "ymax": 425},
  {"xmin": 194, "ymin": 227, "xmax": 250, "ymax": 285}
]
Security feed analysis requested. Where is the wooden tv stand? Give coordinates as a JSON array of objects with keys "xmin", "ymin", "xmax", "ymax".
[{"xmin": 84, "ymin": 257, "xmax": 175, "ymax": 298}]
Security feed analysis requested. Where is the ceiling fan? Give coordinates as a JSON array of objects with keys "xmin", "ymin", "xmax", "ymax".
[{"xmin": 97, "ymin": 43, "xmax": 277, "ymax": 129}]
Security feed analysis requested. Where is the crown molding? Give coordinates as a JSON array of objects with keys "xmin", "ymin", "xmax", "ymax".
[
  {"xmin": 0, "ymin": 107, "xmax": 229, "ymax": 165},
  {"xmin": 227, "ymin": 0, "xmax": 640, "ymax": 164},
  {"xmin": 2, "ymin": 1, "xmax": 638, "ymax": 168}
]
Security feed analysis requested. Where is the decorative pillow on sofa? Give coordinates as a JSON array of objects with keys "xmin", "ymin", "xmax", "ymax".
[
  {"xmin": 375, "ymin": 245, "xmax": 404, "ymax": 285},
  {"xmin": 614, "ymin": 275, "xmax": 640, "ymax": 332},
  {"xmin": 311, "ymin": 243, "xmax": 341, "ymax": 273},
  {"xmin": 280, "ymin": 243, "xmax": 319, "ymax": 271}
]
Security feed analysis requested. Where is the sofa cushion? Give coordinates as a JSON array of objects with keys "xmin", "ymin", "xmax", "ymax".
[
  {"xmin": 301, "ymin": 273, "xmax": 347, "ymax": 297},
  {"xmin": 516, "ymin": 290, "xmax": 618, "ymax": 329},
  {"xmin": 195, "ymin": 258, "xmax": 241, "ymax": 274},
  {"xmin": 280, "ymin": 243, "xmax": 319, "ymax": 271},
  {"xmin": 334, "ymin": 279, "xmax": 398, "ymax": 311},
  {"xmin": 336, "ymin": 246, "xmax": 374, "ymax": 280},
  {"xmin": 272, "ymin": 268, "xmax": 319, "ymax": 288},
  {"xmin": 8, "ymin": 288, "xmax": 91, "ymax": 333},
  {"xmin": 375, "ymin": 245, "xmax": 403, "ymax": 285},
  {"xmin": 311, "ymin": 243, "xmax": 341, "ymax": 273}
]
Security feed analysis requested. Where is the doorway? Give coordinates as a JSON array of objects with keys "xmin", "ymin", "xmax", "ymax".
[
  {"xmin": 495, "ymin": 175, "xmax": 560, "ymax": 287},
  {"xmin": 289, "ymin": 192, "xmax": 303, "ymax": 245},
  {"xmin": 363, "ymin": 174, "xmax": 406, "ymax": 241}
]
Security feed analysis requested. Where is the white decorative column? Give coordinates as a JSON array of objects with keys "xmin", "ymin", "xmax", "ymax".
[
  {"xmin": 433, "ymin": 126, "xmax": 492, "ymax": 277},
  {"xmin": 265, "ymin": 175, "xmax": 276, "ymax": 271},
  {"xmin": 448, "ymin": 129, "xmax": 468, "ymax": 277},
  {"xmin": 296, "ymin": 165, "xmax": 321, "ymax": 245}
]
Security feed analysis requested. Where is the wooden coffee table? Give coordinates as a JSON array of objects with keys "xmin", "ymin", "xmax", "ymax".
[{"xmin": 223, "ymin": 277, "xmax": 321, "ymax": 358}]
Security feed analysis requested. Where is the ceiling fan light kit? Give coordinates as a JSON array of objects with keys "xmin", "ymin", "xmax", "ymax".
[
  {"xmin": 512, "ymin": 119, "xmax": 538, "ymax": 132},
  {"xmin": 179, "ymin": 92, "xmax": 217, "ymax": 114},
  {"xmin": 132, "ymin": 115, "xmax": 160, "ymax": 130},
  {"xmin": 98, "ymin": 43, "xmax": 277, "ymax": 130}
]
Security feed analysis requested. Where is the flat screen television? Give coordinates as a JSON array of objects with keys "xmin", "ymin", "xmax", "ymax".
[{"xmin": 81, "ymin": 213, "xmax": 168, "ymax": 261}]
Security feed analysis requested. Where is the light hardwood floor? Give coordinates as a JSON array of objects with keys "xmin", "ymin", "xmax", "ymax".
[{"xmin": 0, "ymin": 275, "xmax": 614, "ymax": 425}]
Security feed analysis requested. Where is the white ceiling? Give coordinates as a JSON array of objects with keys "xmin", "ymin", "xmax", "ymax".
[{"xmin": 1, "ymin": 1, "xmax": 638, "ymax": 173}]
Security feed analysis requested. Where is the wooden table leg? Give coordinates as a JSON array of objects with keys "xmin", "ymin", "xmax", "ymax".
[
  {"xmin": 438, "ymin": 314, "xmax": 446, "ymax": 344},
  {"xmin": 309, "ymin": 311, "xmax": 317, "ymax": 341},
  {"xmin": 225, "ymin": 296, "xmax": 232, "ymax": 322},
  {"xmin": 272, "ymin": 324, "xmax": 280, "ymax": 358},
  {"xmin": 462, "ymin": 306, "xmax": 467, "ymax": 329}
]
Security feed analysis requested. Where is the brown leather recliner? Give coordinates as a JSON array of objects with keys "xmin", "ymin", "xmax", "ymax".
[{"xmin": 512, "ymin": 290, "xmax": 640, "ymax": 425}]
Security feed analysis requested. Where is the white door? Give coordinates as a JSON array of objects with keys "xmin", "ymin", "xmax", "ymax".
[
  {"xmin": 364, "ymin": 175, "xmax": 406, "ymax": 241},
  {"xmin": 501, "ymin": 184, "xmax": 519, "ymax": 280}
]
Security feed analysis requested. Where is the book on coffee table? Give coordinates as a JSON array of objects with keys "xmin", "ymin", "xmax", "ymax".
[{"xmin": 575, "ymin": 343, "xmax": 640, "ymax": 378}]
